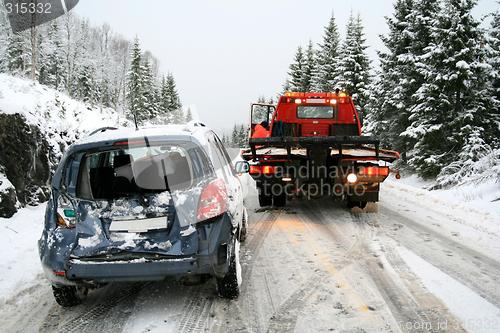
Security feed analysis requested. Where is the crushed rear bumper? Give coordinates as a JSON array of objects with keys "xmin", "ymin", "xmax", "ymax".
[{"xmin": 65, "ymin": 255, "xmax": 215, "ymax": 283}]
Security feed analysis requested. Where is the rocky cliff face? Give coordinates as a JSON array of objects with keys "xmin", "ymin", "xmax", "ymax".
[
  {"xmin": 0, "ymin": 169, "xmax": 19, "ymax": 217},
  {"xmin": 0, "ymin": 113, "xmax": 55, "ymax": 210}
]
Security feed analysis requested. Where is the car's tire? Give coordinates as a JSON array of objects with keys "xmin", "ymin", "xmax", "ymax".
[
  {"xmin": 216, "ymin": 241, "xmax": 241, "ymax": 299},
  {"xmin": 273, "ymin": 192, "xmax": 286, "ymax": 207},
  {"xmin": 52, "ymin": 285, "xmax": 88, "ymax": 307},
  {"xmin": 258, "ymin": 193, "xmax": 272, "ymax": 207}
]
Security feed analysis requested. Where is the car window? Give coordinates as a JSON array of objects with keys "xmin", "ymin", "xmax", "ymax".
[
  {"xmin": 208, "ymin": 135, "xmax": 230, "ymax": 182},
  {"xmin": 214, "ymin": 134, "xmax": 236, "ymax": 175},
  {"xmin": 75, "ymin": 141, "xmax": 205, "ymax": 200}
]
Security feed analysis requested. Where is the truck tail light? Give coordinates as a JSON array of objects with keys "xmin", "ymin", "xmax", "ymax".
[
  {"xmin": 359, "ymin": 166, "xmax": 389, "ymax": 177},
  {"xmin": 262, "ymin": 165, "xmax": 275, "ymax": 175},
  {"xmin": 249, "ymin": 165, "xmax": 261, "ymax": 174},
  {"xmin": 249, "ymin": 165, "xmax": 276, "ymax": 175},
  {"xmin": 197, "ymin": 179, "xmax": 228, "ymax": 222}
]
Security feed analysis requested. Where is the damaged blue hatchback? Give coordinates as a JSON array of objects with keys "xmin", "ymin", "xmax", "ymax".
[{"xmin": 39, "ymin": 124, "xmax": 250, "ymax": 306}]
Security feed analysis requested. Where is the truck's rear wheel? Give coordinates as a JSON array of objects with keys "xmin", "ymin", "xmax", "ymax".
[
  {"xmin": 258, "ymin": 193, "xmax": 272, "ymax": 207},
  {"xmin": 273, "ymin": 192, "xmax": 286, "ymax": 207},
  {"xmin": 347, "ymin": 199, "xmax": 367, "ymax": 209}
]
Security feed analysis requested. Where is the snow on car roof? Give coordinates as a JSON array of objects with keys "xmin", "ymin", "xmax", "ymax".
[{"xmin": 76, "ymin": 123, "xmax": 211, "ymax": 146}]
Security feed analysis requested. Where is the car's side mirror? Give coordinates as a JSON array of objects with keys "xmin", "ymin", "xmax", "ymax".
[{"xmin": 234, "ymin": 161, "xmax": 250, "ymax": 174}]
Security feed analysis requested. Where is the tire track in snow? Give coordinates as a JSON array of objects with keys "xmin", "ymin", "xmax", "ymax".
[
  {"xmin": 266, "ymin": 274, "xmax": 326, "ymax": 333},
  {"xmin": 241, "ymin": 210, "xmax": 279, "ymax": 291},
  {"xmin": 40, "ymin": 283, "xmax": 147, "ymax": 333},
  {"xmin": 300, "ymin": 200, "xmax": 458, "ymax": 332},
  {"xmin": 354, "ymin": 210, "xmax": 468, "ymax": 332},
  {"xmin": 378, "ymin": 205, "xmax": 500, "ymax": 308},
  {"xmin": 176, "ymin": 286, "xmax": 214, "ymax": 333}
]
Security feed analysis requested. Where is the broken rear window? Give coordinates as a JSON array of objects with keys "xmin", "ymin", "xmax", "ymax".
[{"xmin": 76, "ymin": 141, "xmax": 213, "ymax": 200}]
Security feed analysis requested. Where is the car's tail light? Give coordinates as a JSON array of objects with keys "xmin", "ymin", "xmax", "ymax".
[
  {"xmin": 56, "ymin": 194, "xmax": 77, "ymax": 229},
  {"xmin": 197, "ymin": 179, "xmax": 228, "ymax": 222},
  {"xmin": 359, "ymin": 166, "xmax": 389, "ymax": 177}
]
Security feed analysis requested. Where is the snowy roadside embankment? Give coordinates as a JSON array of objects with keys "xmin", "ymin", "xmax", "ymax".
[
  {"xmin": 0, "ymin": 73, "xmax": 124, "ymax": 156},
  {"xmin": 0, "ymin": 74, "xmax": 126, "ymax": 216},
  {"xmin": 382, "ymin": 175, "xmax": 500, "ymax": 259},
  {"xmin": 0, "ymin": 204, "xmax": 46, "ymax": 303}
]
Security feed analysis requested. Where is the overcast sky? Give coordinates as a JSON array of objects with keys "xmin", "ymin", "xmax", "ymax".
[{"xmin": 74, "ymin": 0, "xmax": 497, "ymax": 132}]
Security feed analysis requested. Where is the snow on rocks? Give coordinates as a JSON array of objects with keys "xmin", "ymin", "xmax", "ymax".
[{"xmin": 0, "ymin": 171, "xmax": 19, "ymax": 217}]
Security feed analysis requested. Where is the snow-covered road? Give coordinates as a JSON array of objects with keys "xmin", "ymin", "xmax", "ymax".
[{"xmin": 1, "ymin": 179, "xmax": 499, "ymax": 332}]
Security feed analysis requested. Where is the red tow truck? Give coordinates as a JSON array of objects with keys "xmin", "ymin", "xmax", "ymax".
[{"xmin": 241, "ymin": 91, "xmax": 400, "ymax": 208}]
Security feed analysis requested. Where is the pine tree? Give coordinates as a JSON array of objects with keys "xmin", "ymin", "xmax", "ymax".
[
  {"xmin": 313, "ymin": 14, "xmax": 341, "ymax": 91},
  {"xmin": 302, "ymin": 40, "xmax": 316, "ymax": 92},
  {"xmin": 281, "ymin": 78, "xmax": 291, "ymax": 94},
  {"xmin": 368, "ymin": 0, "xmax": 416, "ymax": 160},
  {"xmin": 165, "ymin": 73, "xmax": 183, "ymax": 123},
  {"xmin": 6, "ymin": 32, "xmax": 29, "ymax": 75},
  {"xmin": 489, "ymin": 9, "xmax": 500, "ymax": 108},
  {"xmin": 404, "ymin": 0, "xmax": 498, "ymax": 178},
  {"xmin": 238, "ymin": 124, "xmax": 248, "ymax": 147},
  {"xmin": 39, "ymin": 22, "xmax": 65, "ymax": 89},
  {"xmin": 158, "ymin": 75, "xmax": 172, "ymax": 122},
  {"xmin": 126, "ymin": 38, "xmax": 145, "ymax": 122},
  {"xmin": 288, "ymin": 46, "xmax": 305, "ymax": 92},
  {"xmin": 337, "ymin": 13, "xmax": 371, "ymax": 111},
  {"xmin": 0, "ymin": 5, "xmax": 11, "ymax": 73},
  {"xmin": 141, "ymin": 58, "xmax": 157, "ymax": 120},
  {"xmin": 185, "ymin": 107, "xmax": 193, "ymax": 122},
  {"xmin": 231, "ymin": 125, "xmax": 238, "ymax": 147}
]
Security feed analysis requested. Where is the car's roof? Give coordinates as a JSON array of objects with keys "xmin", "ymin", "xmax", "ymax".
[{"xmin": 75, "ymin": 123, "xmax": 212, "ymax": 147}]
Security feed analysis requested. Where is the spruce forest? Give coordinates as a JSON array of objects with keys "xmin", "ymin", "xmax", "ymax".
[{"xmin": 282, "ymin": 0, "xmax": 499, "ymax": 184}]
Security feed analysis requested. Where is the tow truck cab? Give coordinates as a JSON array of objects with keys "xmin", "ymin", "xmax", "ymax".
[{"xmin": 250, "ymin": 92, "xmax": 361, "ymax": 139}]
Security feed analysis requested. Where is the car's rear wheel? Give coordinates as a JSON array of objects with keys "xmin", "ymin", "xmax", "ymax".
[
  {"xmin": 216, "ymin": 241, "xmax": 241, "ymax": 299},
  {"xmin": 273, "ymin": 192, "xmax": 286, "ymax": 207},
  {"xmin": 52, "ymin": 285, "xmax": 88, "ymax": 307}
]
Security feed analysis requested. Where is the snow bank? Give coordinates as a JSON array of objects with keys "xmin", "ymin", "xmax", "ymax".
[
  {"xmin": 0, "ymin": 171, "xmax": 15, "ymax": 194},
  {"xmin": 0, "ymin": 204, "xmax": 46, "ymax": 303},
  {"xmin": 384, "ymin": 175, "xmax": 500, "ymax": 261},
  {"xmin": 0, "ymin": 74, "xmax": 126, "ymax": 160},
  {"xmin": 437, "ymin": 148, "xmax": 500, "ymax": 188}
]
